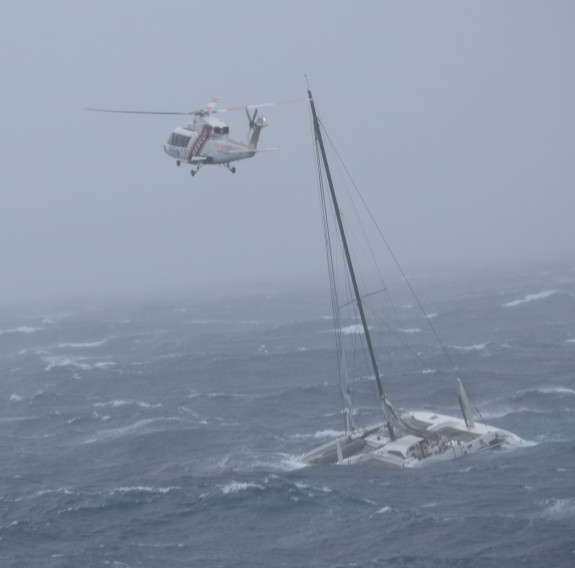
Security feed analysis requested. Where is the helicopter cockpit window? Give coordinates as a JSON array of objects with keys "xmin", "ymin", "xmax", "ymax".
[{"xmin": 168, "ymin": 133, "xmax": 191, "ymax": 147}]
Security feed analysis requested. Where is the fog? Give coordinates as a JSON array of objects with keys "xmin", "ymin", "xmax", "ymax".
[{"xmin": 1, "ymin": 1, "xmax": 574, "ymax": 305}]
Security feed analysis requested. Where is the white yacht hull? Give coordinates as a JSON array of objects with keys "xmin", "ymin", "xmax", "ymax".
[{"xmin": 300, "ymin": 411, "xmax": 523, "ymax": 468}]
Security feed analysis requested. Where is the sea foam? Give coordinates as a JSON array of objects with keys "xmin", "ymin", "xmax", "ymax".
[{"xmin": 502, "ymin": 290, "xmax": 558, "ymax": 307}]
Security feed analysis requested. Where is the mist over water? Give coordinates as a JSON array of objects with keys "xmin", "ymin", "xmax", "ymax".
[{"xmin": 1, "ymin": 2, "xmax": 575, "ymax": 306}]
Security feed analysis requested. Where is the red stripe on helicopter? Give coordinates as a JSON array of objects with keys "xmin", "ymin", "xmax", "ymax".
[{"xmin": 188, "ymin": 124, "xmax": 213, "ymax": 161}]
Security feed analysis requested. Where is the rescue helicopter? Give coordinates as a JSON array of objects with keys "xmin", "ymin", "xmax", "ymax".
[{"xmin": 86, "ymin": 98, "xmax": 301, "ymax": 176}]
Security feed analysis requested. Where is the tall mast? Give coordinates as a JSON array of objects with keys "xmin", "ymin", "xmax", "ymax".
[{"xmin": 308, "ymin": 90, "xmax": 401, "ymax": 436}]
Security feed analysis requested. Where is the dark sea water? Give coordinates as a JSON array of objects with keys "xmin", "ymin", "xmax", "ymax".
[{"xmin": 1, "ymin": 262, "xmax": 575, "ymax": 567}]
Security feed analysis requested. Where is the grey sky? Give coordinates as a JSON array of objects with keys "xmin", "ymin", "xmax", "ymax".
[{"xmin": 1, "ymin": 1, "xmax": 574, "ymax": 305}]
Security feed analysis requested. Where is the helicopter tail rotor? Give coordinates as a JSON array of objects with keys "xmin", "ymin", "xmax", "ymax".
[
  {"xmin": 246, "ymin": 109, "xmax": 268, "ymax": 148},
  {"xmin": 246, "ymin": 107, "xmax": 258, "ymax": 131},
  {"xmin": 246, "ymin": 108, "xmax": 261, "ymax": 141}
]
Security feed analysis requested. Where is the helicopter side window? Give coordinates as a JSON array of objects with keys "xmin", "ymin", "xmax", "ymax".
[{"xmin": 223, "ymin": 126, "xmax": 229, "ymax": 134}]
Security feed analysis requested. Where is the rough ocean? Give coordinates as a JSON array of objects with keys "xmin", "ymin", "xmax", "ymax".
[{"xmin": 1, "ymin": 261, "xmax": 574, "ymax": 567}]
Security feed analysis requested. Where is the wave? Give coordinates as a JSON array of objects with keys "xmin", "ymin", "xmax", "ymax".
[
  {"xmin": 519, "ymin": 386, "xmax": 575, "ymax": 396},
  {"xmin": 188, "ymin": 391, "xmax": 255, "ymax": 400},
  {"xmin": 17, "ymin": 485, "xmax": 177, "ymax": 507},
  {"xmin": 43, "ymin": 355, "xmax": 116, "ymax": 371},
  {"xmin": 480, "ymin": 406, "xmax": 549, "ymax": 420},
  {"xmin": 0, "ymin": 326, "xmax": 42, "ymax": 335},
  {"xmin": 94, "ymin": 399, "xmax": 162, "ymax": 409},
  {"xmin": 44, "ymin": 355, "xmax": 91, "ymax": 371},
  {"xmin": 399, "ymin": 328, "xmax": 422, "ymax": 334},
  {"xmin": 57, "ymin": 339, "xmax": 108, "ymax": 348},
  {"xmin": 110, "ymin": 486, "xmax": 177, "ymax": 495},
  {"xmin": 341, "ymin": 324, "xmax": 366, "ymax": 335},
  {"xmin": 375, "ymin": 506, "xmax": 392, "ymax": 514},
  {"xmin": 502, "ymin": 290, "xmax": 559, "ymax": 307},
  {"xmin": 83, "ymin": 417, "xmax": 200, "ymax": 444},
  {"xmin": 290, "ymin": 429, "xmax": 343, "ymax": 440},
  {"xmin": 539, "ymin": 498, "xmax": 575, "ymax": 519},
  {"xmin": 220, "ymin": 481, "xmax": 264, "ymax": 495},
  {"xmin": 294, "ymin": 481, "xmax": 333, "ymax": 494},
  {"xmin": 451, "ymin": 343, "xmax": 487, "ymax": 351},
  {"xmin": 492, "ymin": 386, "xmax": 575, "ymax": 403},
  {"xmin": 277, "ymin": 454, "xmax": 307, "ymax": 471},
  {"xmin": 218, "ymin": 477, "xmax": 336, "ymax": 498}
]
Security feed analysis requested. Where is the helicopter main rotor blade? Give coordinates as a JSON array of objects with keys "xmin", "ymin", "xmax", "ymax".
[
  {"xmin": 214, "ymin": 98, "xmax": 304, "ymax": 114},
  {"xmin": 85, "ymin": 98, "xmax": 303, "ymax": 117},
  {"xmin": 85, "ymin": 108, "xmax": 193, "ymax": 115}
]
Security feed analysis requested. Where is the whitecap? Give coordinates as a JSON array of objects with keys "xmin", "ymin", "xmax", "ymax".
[
  {"xmin": 341, "ymin": 324, "xmax": 366, "ymax": 335},
  {"xmin": 95, "ymin": 399, "xmax": 162, "ymax": 409},
  {"xmin": 112, "ymin": 486, "xmax": 177, "ymax": 495},
  {"xmin": 452, "ymin": 343, "xmax": 487, "ymax": 351},
  {"xmin": 13, "ymin": 487, "xmax": 75, "ymax": 503},
  {"xmin": 281, "ymin": 456, "xmax": 307, "ymax": 471},
  {"xmin": 220, "ymin": 481, "xmax": 264, "ymax": 495},
  {"xmin": 512, "ymin": 386, "xmax": 575, "ymax": 398},
  {"xmin": 43, "ymin": 355, "xmax": 116, "ymax": 372},
  {"xmin": 44, "ymin": 356, "xmax": 92, "ymax": 371},
  {"xmin": 0, "ymin": 326, "xmax": 42, "ymax": 335},
  {"xmin": 291, "ymin": 429, "xmax": 344, "ymax": 440},
  {"xmin": 272, "ymin": 455, "xmax": 306, "ymax": 471},
  {"xmin": 541, "ymin": 386, "xmax": 575, "ymax": 396},
  {"xmin": 35, "ymin": 488, "xmax": 75, "ymax": 498},
  {"xmin": 400, "ymin": 328, "xmax": 422, "ymax": 334},
  {"xmin": 540, "ymin": 499, "xmax": 575, "ymax": 519},
  {"xmin": 502, "ymin": 290, "xmax": 558, "ymax": 307},
  {"xmin": 57, "ymin": 339, "xmax": 108, "ymax": 348},
  {"xmin": 93, "ymin": 361, "xmax": 116, "ymax": 369}
]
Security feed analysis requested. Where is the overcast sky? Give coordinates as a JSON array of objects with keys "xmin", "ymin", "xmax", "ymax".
[{"xmin": 1, "ymin": 1, "xmax": 574, "ymax": 305}]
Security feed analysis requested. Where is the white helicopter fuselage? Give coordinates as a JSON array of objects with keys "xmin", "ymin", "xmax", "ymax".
[
  {"xmin": 87, "ymin": 95, "xmax": 295, "ymax": 176},
  {"xmin": 164, "ymin": 116, "xmax": 256, "ymax": 166}
]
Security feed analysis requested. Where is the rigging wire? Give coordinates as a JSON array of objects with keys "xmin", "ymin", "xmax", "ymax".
[
  {"xmin": 312, "ymin": 117, "xmax": 356, "ymax": 434},
  {"xmin": 316, "ymin": 116, "xmax": 485, "ymax": 422},
  {"xmin": 311, "ymin": 110, "xmax": 391, "ymax": 428},
  {"xmin": 321, "ymin": 126, "xmax": 458, "ymax": 367}
]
